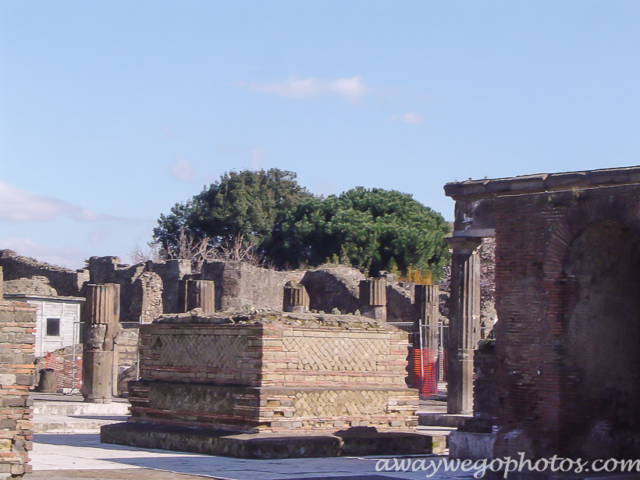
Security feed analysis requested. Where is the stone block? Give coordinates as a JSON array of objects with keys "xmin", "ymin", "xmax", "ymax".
[{"xmin": 449, "ymin": 431, "xmax": 496, "ymax": 460}]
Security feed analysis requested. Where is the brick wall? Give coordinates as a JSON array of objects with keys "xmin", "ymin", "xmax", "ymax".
[
  {"xmin": 0, "ymin": 301, "xmax": 35, "ymax": 479},
  {"xmin": 492, "ymin": 185, "xmax": 640, "ymax": 459},
  {"xmin": 473, "ymin": 340, "xmax": 495, "ymax": 422},
  {"xmin": 129, "ymin": 312, "xmax": 418, "ymax": 433}
]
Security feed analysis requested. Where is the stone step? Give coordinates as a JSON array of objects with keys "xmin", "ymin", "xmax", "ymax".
[
  {"xmin": 102, "ymin": 422, "xmax": 449, "ymax": 459},
  {"xmin": 418, "ymin": 412, "xmax": 472, "ymax": 428},
  {"xmin": 33, "ymin": 402, "xmax": 130, "ymax": 416},
  {"xmin": 34, "ymin": 415, "xmax": 130, "ymax": 433}
]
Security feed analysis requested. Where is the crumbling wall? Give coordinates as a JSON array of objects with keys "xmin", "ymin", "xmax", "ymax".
[
  {"xmin": 0, "ymin": 298, "xmax": 35, "ymax": 479},
  {"xmin": 3, "ymin": 276, "xmax": 57, "ymax": 296},
  {"xmin": 386, "ymin": 283, "xmax": 414, "ymax": 322},
  {"xmin": 0, "ymin": 250, "xmax": 88, "ymax": 297},
  {"xmin": 115, "ymin": 328, "xmax": 139, "ymax": 373},
  {"xmin": 87, "ymin": 257, "xmax": 166, "ymax": 325},
  {"xmin": 201, "ymin": 260, "xmax": 287, "ymax": 312},
  {"xmin": 300, "ymin": 264, "xmax": 364, "ymax": 314},
  {"xmin": 145, "ymin": 260, "xmax": 192, "ymax": 314},
  {"xmin": 130, "ymin": 272, "xmax": 163, "ymax": 323}
]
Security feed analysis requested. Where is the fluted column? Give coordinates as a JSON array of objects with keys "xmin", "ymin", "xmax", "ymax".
[
  {"xmin": 446, "ymin": 237, "xmax": 482, "ymax": 414},
  {"xmin": 181, "ymin": 280, "xmax": 215, "ymax": 313},
  {"xmin": 415, "ymin": 284, "xmax": 440, "ymax": 350},
  {"xmin": 82, "ymin": 283, "xmax": 120, "ymax": 403},
  {"xmin": 283, "ymin": 282, "xmax": 310, "ymax": 313},
  {"xmin": 359, "ymin": 278, "xmax": 387, "ymax": 321}
]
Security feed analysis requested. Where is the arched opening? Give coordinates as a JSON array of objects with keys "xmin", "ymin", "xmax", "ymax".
[{"xmin": 562, "ymin": 220, "xmax": 640, "ymax": 458}]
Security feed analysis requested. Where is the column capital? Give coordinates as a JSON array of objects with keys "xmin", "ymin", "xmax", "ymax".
[{"xmin": 445, "ymin": 236, "xmax": 483, "ymax": 254}]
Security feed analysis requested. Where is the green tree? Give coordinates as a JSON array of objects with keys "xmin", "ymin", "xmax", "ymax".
[
  {"xmin": 153, "ymin": 169, "xmax": 311, "ymax": 258},
  {"xmin": 276, "ymin": 187, "xmax": 450, "ymax": 279},
  {"xmin": 154, "ymin": 172, "xmax": 450, "ymax": 281}
]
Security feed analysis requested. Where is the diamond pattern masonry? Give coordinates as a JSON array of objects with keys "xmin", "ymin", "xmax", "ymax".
[{"xmin": 282, "ymin": 335, "xmax": 388, "ymax": 371}]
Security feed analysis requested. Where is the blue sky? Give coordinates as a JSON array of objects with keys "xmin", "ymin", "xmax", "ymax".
[{"xmin": 2, "ymin": 1, "xmax": 640, "ymax": 269}]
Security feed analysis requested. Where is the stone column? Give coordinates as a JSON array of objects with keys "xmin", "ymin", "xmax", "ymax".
[
  {"xmin": 414, "ymin": 284, "xmax": 439, "ymax": 350},
  {"xmin": 181, "ymin": 280, "xmax": 215, "ymax": 313},
  {"xmin": 283, "ymin": 282, "xmax": 310, "ymax": 313},
  {"xmin": 82, "ymin": 284, "xmax": 120, "ymax": 404},
  {"xmin": 0, "ymin": 266, "xmax": 3, "ymax": 302},
  {"xmin": 446, "ymin": 237, "xmax": 482, "ymax": 414},
  {"xmin": 359, "ymin": 278, "xmax": 387, "ymax": 321}
]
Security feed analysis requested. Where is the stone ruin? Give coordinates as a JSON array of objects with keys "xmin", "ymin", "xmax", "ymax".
[
  {"xmin": 445, "ymin": 166, "xmax": 640, "ymax": 461},
  {"xmin": 0, "ymin": 267, "xmax": 36, "ymax": 479},
  {"xmin": 0, "ymin": 249, "xmax": 461, "ymax": 395},
  {"xmin": 101, "ymin": 310, "xmax": 445, "ymax": 458}
]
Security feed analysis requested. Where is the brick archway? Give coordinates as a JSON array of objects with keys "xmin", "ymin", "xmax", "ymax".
[{"xmin": 542, "ymin": 197, "xmax": 640, "ymax": 458}]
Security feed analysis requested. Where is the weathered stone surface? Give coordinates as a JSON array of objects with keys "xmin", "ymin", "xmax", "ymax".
[
  {"xmin": 445, "ymin": 237, "xmax": 482, "ymax": 415},
  {"xmin": 110, "ymin": 311, "xmax": 418, "ymax": 450},
  {"xmin": 0, "ymin": 301, "xmax": 36, "ymax": 479},
  {"xmin": 0, "ymin": 250, "xmax": 88, "ymax": 297},
  {"xmin": 300, "ymin": 264, "xmax": 364, "ymax": 314},
  {"xmin": 414, "ymin": 285, "xmax": 439, "ymax": 349},
  {"xmin": 202, "ymin": 261, "xmax": 287, "ymax": 312},
  {"xmin": 283, "ymin": 282, "xmax": 309, "ymax": 313},
  {"xmin": 449, "ymin": 430, "xmax": 496, "ymax": 460},
  {"xmin": 101, "ymin": 422, "xmax": 443, "ymax": 458},
  {"xmin": 3, "ymin": 276, "xmax": 57, "ymax": 296},
  {"xmin": 359, "ymin": 278, "xmax": 387, "ymax": 306},
  {"xmin": 82, "ymin": 284, "xmax": 120, "ymax": 403},
  {"xmin": 179, "ymin": 279, "xmax": 215, "ymax": 313}
]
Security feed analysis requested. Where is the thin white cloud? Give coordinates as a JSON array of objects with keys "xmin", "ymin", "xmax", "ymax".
[
  {"xmin": 0, "ymin": 181, "xmax": 77, "ymax": 222},
  {"xmin": 170, "ymin": 156, "xmax": 194, "ymax": 181},
  {"xmin": 391, "ymin": 112, "xmax": 424, "ymax": 125},
  {"xmin": 327, "ymin": 77, "xmax": 369, "ymax": 99},
  {"xmin": 0, "ymin": 181, "xmax": 137, "ymax": 224},
  {"xmin": 250, "ymin": 75, "xmax": 370, "ymax": 102},
  {"xmin": 0, "ymin": 237, "xmax": 87, "ymax": 269}
]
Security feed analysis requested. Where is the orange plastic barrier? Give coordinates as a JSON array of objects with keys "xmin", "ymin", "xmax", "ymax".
[{"xmin": 410, "ymin": 348, "xmax": 437, "ymax": 396}]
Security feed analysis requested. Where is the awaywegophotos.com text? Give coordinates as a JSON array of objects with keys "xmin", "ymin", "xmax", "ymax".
[{"xmin": 375, "ymin": 453, "xmax": 640, "ymax": 478}]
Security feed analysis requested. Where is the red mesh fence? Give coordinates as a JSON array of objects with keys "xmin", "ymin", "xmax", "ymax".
[
  {"xmin": 44, "ymin": 351, "xmax": 82, "ymax": 390},
  {"xmin": 410, "ymin": 348, "xmax": 438, "ymax": 396}
]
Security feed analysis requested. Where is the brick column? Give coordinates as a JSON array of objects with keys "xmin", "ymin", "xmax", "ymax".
[
  {"xmin": 0, "ymin": 290, "xmax": 36, "ymax": 479},
  {"xmin": 446, "ymin": 237, "xmax": 482, "ymax": 414},
  {"xmin": 283, "ymin": 282, "xmax": 310, "ymax": 313},
  {"xmin": 359, "ymin": 279, "xmax": 387, "ymax": 321},
  {"xmin": 82, "ymin": 284, "xmax": 120, "ymax": 404}
]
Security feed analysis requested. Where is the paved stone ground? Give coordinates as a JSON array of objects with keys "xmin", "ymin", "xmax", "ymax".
[
  {"xmin": 30, "ymin": 395, "xmax": 464, "ymax": 480},
  {"xmin": 30, "ymin": 468, "xmax": 213, "ymax": 480},
  {"xmin": 31, "ymin": 433, "xmax": 476, "ymax": 480}
]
